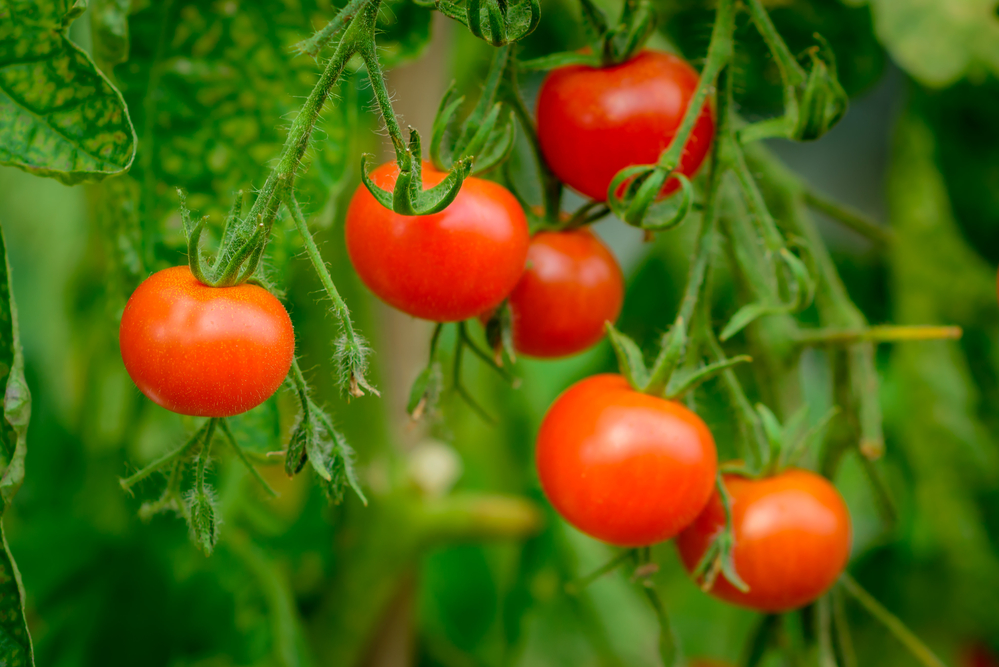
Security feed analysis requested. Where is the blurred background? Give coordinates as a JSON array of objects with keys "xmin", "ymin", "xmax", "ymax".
[{"xmin": 1, "ymin": 0, "xmax": 998, "ymax": 665}]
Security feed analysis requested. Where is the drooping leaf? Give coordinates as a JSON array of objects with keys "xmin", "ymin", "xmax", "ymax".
[
  {"xmin": 0, "ymin": 220, "xmax": 33, "ymax": 666},
  {"xmin": 0, "ymin": 221, "xmax": 29, "ymax": 514},
  {"xmin": 0, "ymin": 526, "xmax": 32, "ymax": 667},
  {"xmin": 0, "ymin": 0, "xmax": 136, "ymax": 183}
]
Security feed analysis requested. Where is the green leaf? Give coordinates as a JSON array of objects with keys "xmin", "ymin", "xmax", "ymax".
[
  {"xmin": 117, "ymin": 0, "xmax": 357, "ymax": 238},
  {"xmin": 605, "ymin": 323, "xmax": 650, "ymax": 389},
  {"xmin": 0, "ymin": 525, "xmax": 32, "ymax": 667},
  {"xmin": 0, "ymin": 222, "xmax": 29, "ymax": 515},
  {"xmin": 0, "ymin": 221, "xmax": 33, "ymax": 667},
  {"xmin": 90, "ymin": 0, "xmax": 131, "ymax": 67},
  {"xmin": 186, "ymin": 485, "xmax": 221, "ymax": 556},
  {"xmin": 0, "ymin": 0, "xmax": 136, "ymax": 184},
  {"xmin": 867, "ymin": 0, "xmax": 999, "ymax": 86}
]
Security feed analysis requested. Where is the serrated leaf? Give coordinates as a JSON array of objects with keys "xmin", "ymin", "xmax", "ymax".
[
  {"xmin": 868, "ymin": 0, "xmax": 999, "ymax": 86},
  {"xmin": 186, "ymin": 486, "xmax": 221, "ymax": 555},
  {"xmin": 0, "ymin": 0, "xmax": 136, "ymax": 184}
]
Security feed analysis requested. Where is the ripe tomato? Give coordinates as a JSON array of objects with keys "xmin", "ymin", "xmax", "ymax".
[
  {"xmin": 536, "ymin": 374, "xmax": 717, "ymax": 547},
  {"xmin": 536, "ymin": 50, "xmax": 715, "ymax": 202},
  {"xmin": 345, "ymin": 161, "xmax": 530, "ymax": 322},
  {"xmin": 676, "ymin": 469, "xmax": 851, "ymax": 613},
  {"xmin": 119, "ymin": 266, "xmax": 295, "ymax": 417},
  {"xmin": 504, "ymin": 228, "xmax": 624, "ymax": 358}
]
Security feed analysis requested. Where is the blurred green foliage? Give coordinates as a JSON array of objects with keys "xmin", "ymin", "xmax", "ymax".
[{"xmin": 0, "ymin": 0, "xmax": 998, "ymax": 665}]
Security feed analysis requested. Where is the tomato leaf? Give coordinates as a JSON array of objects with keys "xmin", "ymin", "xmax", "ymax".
[
  {"xmin": 117, "ymin": 0, "xmax": 356, "ymax": 236},
  {"xmin": 90, "ymin": 0, "xmax": 131, "ymax": 67},
  {"xmin": 0, "ymin": 221, "xmax": 33, "ymax": 666},
  {"xmin": 186, "ymin": 485, "xmax": 222, "ymax": 556},
  {"xmin": 605, "ymin": 323, "xmax": 650, "ymax": 389},
  {"xmin": 866, "ymin": 0, "xmax": 999, "ymax": 87},
  {"xmin": 0, "ymin": 0, "xmax": 136, "ymax": 184}
]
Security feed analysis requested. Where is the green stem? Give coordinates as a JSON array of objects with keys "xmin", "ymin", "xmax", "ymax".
[
  {"xmin": 297, "ymin": 0, "xmax": 371, "ymax": 57},
  {"xmin": 816, "ymin": 595, "xmax": 838, "ymax": 667},
  {"xmin": 642, "ymin": 584, "xmax": 679, "ymax": 667},
  {"xmin": 236, "ymin": 0, "xmax": 375, "ymax": 258},
  {"xmin": 745, "ymin": 0, "xmax": 806, "ymax": 87},
  {"xmin": 795, "ymin": 325, "xmax": 962, "ymax": 346},
  {"xmin": 803, "ymin": 189, "xmax": 893, "ymax": 245},
  {"xmin": 196, "ymin": 418, "xmax": 219, "ymax": 493},
  {"xmin": 564, "ymin": 549, "xmax": 633, "ymax": 595},
  {"xmin": 218, "ymin": 418, "xmax": 278, "ymax": 498},
  {"xmin": 286, "ymin": 196, "xmax": 367, "ymax": 373},
  {"xmin": 359, "ymin": 38, "xmax": 409, "ymax": 166},
  {"xmin": 120, "ymin": 421, "xmax": 209, "ymax": 492},
  {"xmin": 653, "ymin": 0, "xmax": 735, "ymax": 173},
  {"xmin": 831, "ymin": 585, "xmax": 858, "ymax": 667},
  {"xmin": 839, "ymin": 574, "xmax": 948, "ymax": 667},
  {"xmin": 504, "ymin": 64, "xmax": 562, "ymax": 221}
]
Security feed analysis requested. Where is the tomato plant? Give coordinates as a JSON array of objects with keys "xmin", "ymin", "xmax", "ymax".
[
  {"xmin": 536, "ymin": 51, "xmax": 715, "ymax": 202},
  {"xmin": 1, "ymin": 0, "xmax": 997, "ymax": 664},
  {"xmin": 346, "ymin": 161, "xmax": 529, "ymax": 322},
  {"xmin": 676, "ymin": 469, "xmax": 852, "ymax": 612},
  {"xmin": 119, "ymin": 266, "xmax": 295, "ymax": 417},
  {"xmin": 502, "ymin": 228, "xmax": 624, "ymax": 358},
  {"xmin": 536, "ymin": 374, "xmax": 717, "ymax": 547}
]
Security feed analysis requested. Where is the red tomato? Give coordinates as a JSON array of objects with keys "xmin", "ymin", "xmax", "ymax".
[
  {"xmin": 536, "ymin": 374, "xmax": 717, "ymax": 547},
  {"xmin": 689, "ymin": 660, "xmax": 733, "ymax": 667},
  {"xmin": 119, "ymin": 266, "xmax": 295, "ymax": 417},
  {"xmin": 345, "ymin": 161, "xmax": 530, "ymax": 322},
  {"xmin": 676, "ymin": 469, "xmax": 852, "ymax": 613},
  {"xmin": 505, "ymin": 228, "xmax": 624, "ymax": 358},
  {"xmin": 536, "ymin": 50, "xmax": 715, "ymax": 202}
]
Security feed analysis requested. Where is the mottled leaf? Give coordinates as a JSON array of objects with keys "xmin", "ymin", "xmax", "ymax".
[
  {"xmin": 117, "ymin": 0, "xmax": 430, "ymax": 252},
  {"xmin": 0, "ymin": 0, "xmax": 136, "ymax": 183}
]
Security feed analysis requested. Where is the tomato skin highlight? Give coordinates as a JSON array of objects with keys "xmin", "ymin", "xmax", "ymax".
[
  {"xmin": 506, "ymin": 229, "xmax": 624, "ymax": 358},
  {"xmin": 119, "ymin": 266, "xmax": 295, "ymax": 418},
  {"xmin": 536, "ymin": 374, "xmax": 718, "ymax": 547},
  {"xmin": 345, "ymin": 161, "xmax": 530, "ymax": 322},
  {"xmin": 676, "ymin": 469, "xmax": 852, "ymax": 613},
  {"xmin": 536, "ymin": 50, "xmax": 715, "ymax": 203}
]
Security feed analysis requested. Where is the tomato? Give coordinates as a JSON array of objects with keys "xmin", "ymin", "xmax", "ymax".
[
  {"xmin": 688, "ymin": 660, "xmax": 733, "ymax": 667},
  {"xmin": 676, "ymin": 469, "xmax": 851, "ymax": 613},
  {"xmin": 504, "ymin": 228, "xmax": 624, "ymax": 358},
  {"xmin": 119, "ymin": 266, "xmax": 295, "ymax": 418},
  {"xmin": 536, "ymin": 374, "xmax": 717, "ymax": 547},
  {"xmin": 536, "ymin": 50, "xmax": 715, "ymax": 203},
  {"xmin": 345, "ymin": 161, "xmax": 530, "ymax": 322}
]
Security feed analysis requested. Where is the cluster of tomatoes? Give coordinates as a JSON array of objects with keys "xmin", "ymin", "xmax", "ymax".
[
  {"xmin": 346, "ymin": 50, "xmax": 852, "ymax": 613},
  {"xmin": 118, "ymin": 49, "xmax": 851, "ymax": 613}
]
